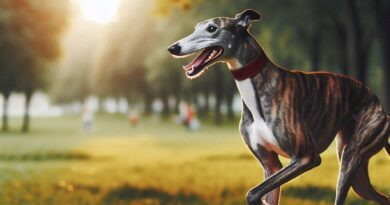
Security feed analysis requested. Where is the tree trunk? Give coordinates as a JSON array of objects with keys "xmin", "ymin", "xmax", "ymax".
[
  {"xmin": 172, "ymin": 73, "xmax": 182, "ymax": 114},
  {"xmin": 372, "ymin": 0, "xmax": 390, "ymax": 112},
  {"xmin": 198, "ymin": 90, "xmax": 210, "ymax": 119},
  {"xmin": 174, "ymin": 95, "xmax": 180, "ymax": 114},
  {"xmin": 214, "ymin": 68, "xmax": 223, "ymax": 125},
  {"xmin": 309, "ymin": 32, "xmax": 321, "ymax": 71},
  {"xmin": 226, "ymin": 95, "xmax": 235, "ymax": 121},
  {"xmin": 2, "ymin": 91, "xmax": 10, "ymax": 132},
  {"xmin": 192, "ymin": 91, "xmax": 199, "ymax": 112},
  {"xmin": 144, "ymin": 91, "xmax": 153, "ymax": 116},
  {"xmin": 22, "ymin": 90, "xmax": 33, "ymax": 133},
  {"xmin": 335, "ymin": 24, "xmax": 349, "ymax": 75},
  {"xmin": 345, "ymin": 0, "xmax": 368, "ymax": 84},
  {"xmin": 204, "ymin": 90, "xmax": 210, "ymax": 115},
  {"xmin": 116, "ymin": 97, "xmax": 121, "ymax": 114},
  {"xmin": 225, "ymin": 79, "xmax": 236, "ymax": 121},
  {"xmin": 161, "ymin": 93, "xmax": 170, "ymax": 118},
  {"xmin": 96, "ymin": 96, "xmax": 103, "ymax": 113}
]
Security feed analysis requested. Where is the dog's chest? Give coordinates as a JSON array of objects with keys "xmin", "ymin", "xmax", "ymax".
[{"xmin": 236, "ymin": 79, "xmax": 281, "ymax": 152}]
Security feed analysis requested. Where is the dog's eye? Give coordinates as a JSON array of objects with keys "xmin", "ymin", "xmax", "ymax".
[{"xmin": 207, "ymin": 25, "xmax": 217, "ymax": 33}]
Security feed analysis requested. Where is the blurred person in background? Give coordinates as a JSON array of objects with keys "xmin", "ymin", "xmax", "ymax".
[
  {"xmin": 179, "ymin": 101, "xmax": 201, "ymax": 131},
  {"xmin": 128, "ymin": 108, "xmax": 139, "ymax": 127},
  {"xmin": 82, "ymin": 104, "xmax": 95, "ymax": 133}
]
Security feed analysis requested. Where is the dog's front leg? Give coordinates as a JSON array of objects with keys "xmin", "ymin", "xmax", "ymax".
[
  {"xmin": 246, "ymin": 154, "xmax": 321, "ymax": 205},
  {"xmin": 253, "ymin": 146, "xmax": 283, "ymax": 205}
]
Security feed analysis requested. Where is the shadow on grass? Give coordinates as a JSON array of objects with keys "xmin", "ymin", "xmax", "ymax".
[
  {"xmin": 203, "ymin": 153, "xmax": 254, "ymax": 161},
  {"xmin": 103, "ymin": 185, "xmax": 207, "ymax": 205},
  {"xmin": 103, "ymin": 185, "xmax": 370, "ymax": 205},
  {"xmin": 284, "ymin": 185, "xmax": 366, "ymax": 205},
  {"xmin": 0, "ymin": 152, "xmax": 92, "ymax": 161}
]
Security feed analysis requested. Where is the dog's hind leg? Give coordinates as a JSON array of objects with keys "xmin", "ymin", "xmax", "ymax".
[
  {"xmin": 334, "ymin": 120, "xmax": 357, "ymax": 205},
  {"xmin": 335, "ymin": 143, "xmax": 364, "ymax": 205},
  {"xmin": 351, "ymin": 115, "xmax": 390, "ymax": 205},
  {"xmin": 335, "ymin": 106, "xmax": 390, "ymax": 205},
  {"xmin": 352, "ymin": 159, "xmax": 390, "ymax": 205},
  {"xmin": 336, "ymin": 121, "xmax": 389, "ymax": 204}
]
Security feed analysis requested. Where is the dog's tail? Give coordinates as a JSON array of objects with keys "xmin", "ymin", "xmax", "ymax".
[{"xmin": 386, "ymin": 115, "xmax": 390, "ymax": 156}]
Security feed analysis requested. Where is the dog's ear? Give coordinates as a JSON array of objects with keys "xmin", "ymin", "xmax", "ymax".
[{"xmin": 235, "ymin": 9, "xmax": 261, "ymax": 28}]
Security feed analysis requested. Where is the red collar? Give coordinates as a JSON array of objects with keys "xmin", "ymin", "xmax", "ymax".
[{"xmin": 230, "ymin": 54, "xmax": 269, "ymax": 81}]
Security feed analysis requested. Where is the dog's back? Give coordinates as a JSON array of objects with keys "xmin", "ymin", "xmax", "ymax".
[
  {"xmin": 295, "ymin": 70, "xmax": 386, "ymax": 151},
  {"xmin": 256, "ymin": 66, "xmax": 385, "ymax": 153}
]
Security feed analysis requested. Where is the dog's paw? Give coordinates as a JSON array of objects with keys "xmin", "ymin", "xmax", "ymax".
[
  {"xmin": 246, "ymin": 195, "xmax": 271, "ymax": 205},
  {"xmin": 246, "ymin": 193, "xmax": 261, "ymax": 205}
]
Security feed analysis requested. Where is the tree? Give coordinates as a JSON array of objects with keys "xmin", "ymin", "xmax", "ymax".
[
  {"xmin": 0, "ymin": 32, "xmax": 19, "ymax": 131},
  {"xmin": 372, "ymin": 0, "xmax": 390, "ymax": 112},
  {"xmin": 0, "ymin": 0, "xmax": 70, "ymax": 132},
  {"xmin": 345, "ymin": 0, "xmax": 369, "ymax": 84},
  {"xmin": 0, "ymin": 3, "xmax": 24, "ymax": 131}
]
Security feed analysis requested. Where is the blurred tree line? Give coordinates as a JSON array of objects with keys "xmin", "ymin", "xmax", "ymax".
[
  {"xmin": 148, "ymin": 0, "xmax": 390, "ymax": 123},
  {"xmin": 0, "ymin": 0, "xmax": 70, "ymax": 132},
  {"xmin": 1, "ymin": 0, "xmax": 389, "ymax": 132}
]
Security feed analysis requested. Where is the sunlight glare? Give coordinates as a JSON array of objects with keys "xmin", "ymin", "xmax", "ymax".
[{"xmin": 76, "ymin": 0, "xmax": 122, "ymax": 24}]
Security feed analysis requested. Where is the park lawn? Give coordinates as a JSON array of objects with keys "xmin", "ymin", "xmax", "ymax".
[{"xmin": 0, "ymin": 115, "xmax": 388, "ymax": 205}]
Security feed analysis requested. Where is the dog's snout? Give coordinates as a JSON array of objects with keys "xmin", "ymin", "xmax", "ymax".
[{"xmin": 168, "ymin": 43, "xmax": 181, "ymax": 55}]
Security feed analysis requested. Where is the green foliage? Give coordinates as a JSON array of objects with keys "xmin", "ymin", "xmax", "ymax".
[
  {"xmin": 0, "ymin": 0, "xmax": 70, "ymax": 93},
  {"xmin": 0, "ymin": 0, "xmax": 70, "ymax": 132}
]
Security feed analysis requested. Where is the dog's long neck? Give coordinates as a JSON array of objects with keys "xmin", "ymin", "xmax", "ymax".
[
  {"xmin": 227, "ymin": 35, "xmax": 268, "ymax": 70},
  {"xmin": 227, "ymin": 35, "xmax": 280, "ymax": 121}
]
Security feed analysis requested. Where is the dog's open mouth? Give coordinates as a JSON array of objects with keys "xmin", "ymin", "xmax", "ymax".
[{"xmin": 182, "ymin": 46, "xmax": 223, "ymax": 79}]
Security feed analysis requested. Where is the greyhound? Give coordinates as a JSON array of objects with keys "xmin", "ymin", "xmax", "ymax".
[{"xmin": 168, "ymin": 9, "xmax": 390, "ymax": 205}]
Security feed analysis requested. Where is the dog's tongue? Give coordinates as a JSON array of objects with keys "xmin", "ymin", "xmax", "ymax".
[{"xmin": 183, "ymin": 48, "xmax": 212, "ymax": 72}]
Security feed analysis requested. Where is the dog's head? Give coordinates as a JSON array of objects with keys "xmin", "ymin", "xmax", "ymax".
[{"xmin": 168, "ymin": 9, "xmax": 261, "ymax": 79}]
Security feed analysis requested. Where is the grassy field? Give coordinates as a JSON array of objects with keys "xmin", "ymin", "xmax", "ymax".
[{"xmin": 0, "ymin": 115, "xmax": 388, "ymax": 205}]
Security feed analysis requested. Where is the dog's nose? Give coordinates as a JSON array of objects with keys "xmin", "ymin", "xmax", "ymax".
[{"xmin": 168, "ymin": 43, "xmax": 181, "ymax": 55}]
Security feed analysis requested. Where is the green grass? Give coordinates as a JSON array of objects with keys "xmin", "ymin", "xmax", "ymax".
[{"xmin": 0, "ymin": 115, "xmax": 389, "ymax": 205}]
